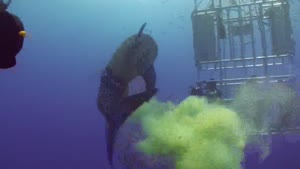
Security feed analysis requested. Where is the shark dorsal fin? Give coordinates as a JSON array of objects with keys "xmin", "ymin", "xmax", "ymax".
[{"xmin": 137, "ymin": 22, "xmax": 147, "ymax": 38}]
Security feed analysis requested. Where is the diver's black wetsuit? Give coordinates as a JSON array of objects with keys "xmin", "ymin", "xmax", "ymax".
[
  {"xmin": 0, "ymin": 0, "xmax": 11, "ymax": 11},
  {"xmin": 97, "ymin": 65, "xmax": 157, "ymax": 168},
  {"xmin": 0, "ymin": 9, "xmax": 24, "ymax": 69}
]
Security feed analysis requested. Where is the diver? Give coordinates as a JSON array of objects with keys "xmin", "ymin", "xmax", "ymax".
[
  {"xmin": 189, "ymin": 80, "xmax": 222, "ymax": 102},
  {"xmin": 0, "ymin": 0, "xmax": 25, "ymax": 69},
  {"xmin": 189, "ymin": 81, "xmax": 205, "ymax": 96},
  {"xmin": 97, "ymin": 23, "xmax": 158, "ymax": 169},
  {"xmin": 205, "ymin": 80, "xmax": 222, "ymax": 101}
]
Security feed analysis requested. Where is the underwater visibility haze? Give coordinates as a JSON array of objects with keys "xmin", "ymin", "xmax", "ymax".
[{"xmin": 1, "ymin": 0, "xmax": 300, "ymax": 169}]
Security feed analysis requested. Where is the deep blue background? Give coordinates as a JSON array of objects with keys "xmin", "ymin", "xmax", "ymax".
[{"xmin": 0, "ymin": 0, "xmax": 299, "ymax": 169}]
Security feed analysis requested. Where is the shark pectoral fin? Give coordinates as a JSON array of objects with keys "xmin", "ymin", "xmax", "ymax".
[{"xmin": 122, "ymin": 90, "xmax": 153, "ymax": 113}]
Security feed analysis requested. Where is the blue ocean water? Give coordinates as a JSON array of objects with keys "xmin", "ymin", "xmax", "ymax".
[{"xmin": 0, "ymin": 0, "xmax": 300, "ymax": 169}]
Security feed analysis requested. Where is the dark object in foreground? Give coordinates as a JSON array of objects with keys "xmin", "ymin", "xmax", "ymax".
[{"xmin": 0, "ymin": 1, "xmax": 25, "ymax": 69}]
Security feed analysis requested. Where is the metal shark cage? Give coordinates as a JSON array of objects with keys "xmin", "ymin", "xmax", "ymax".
[{"xmin": 191, "ymin": 0, "xmax": 296, "ymax": 100}]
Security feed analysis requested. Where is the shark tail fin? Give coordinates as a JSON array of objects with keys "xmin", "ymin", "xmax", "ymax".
[{"xmin": 105, "ymin": 122, "xmax": 117, "ymax": 169}]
